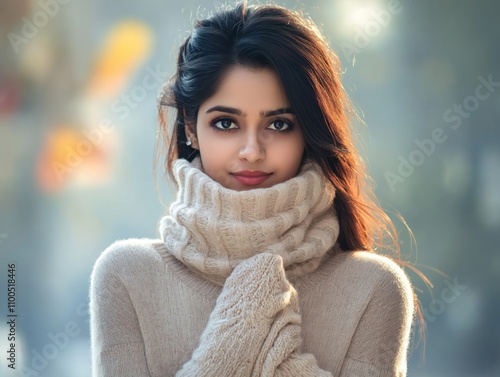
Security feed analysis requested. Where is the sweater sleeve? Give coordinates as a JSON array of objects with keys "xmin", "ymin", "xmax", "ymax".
[
  {"xmin": 89, "ymin": 244, "xmax": 151, "ymax": 377},
  {"xmin": 338, "ymin": 257, "xmax": 415, "ymax": 377}
]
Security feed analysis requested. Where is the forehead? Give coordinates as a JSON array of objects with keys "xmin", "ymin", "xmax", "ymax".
[{"xmin": 200, "ymin": 65, "xmax": 290, "ymax": 111}]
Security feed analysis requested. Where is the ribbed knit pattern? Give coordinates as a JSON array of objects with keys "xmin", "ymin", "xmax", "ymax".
[
  {"xmin": 159, "ymin": 156, "xmax": 340, "ymax": 286},
  {"xmin": 157, "ymin": 156, "xmax": 340, "ymax": 375},
  {"xmin": 89, "ymin": 155, "xmax": 415, "ymax": 377}
]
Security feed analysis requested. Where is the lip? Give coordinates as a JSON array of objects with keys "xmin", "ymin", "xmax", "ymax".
[{"xmin": 231, "ymin": 171, "xmax": 272, "ymax": 186}]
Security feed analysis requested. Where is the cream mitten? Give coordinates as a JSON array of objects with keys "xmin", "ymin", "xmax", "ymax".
[
  {"xmin": 175, "ymin": 252, "xmax": 294, "ymax": 377},
  {"xmin": 176, "ymin": 252, "xmax": 333, "ymax": 376},
  {"xmin": 250, "ymin": 261, "xmax": 333, "ymax": 377}
]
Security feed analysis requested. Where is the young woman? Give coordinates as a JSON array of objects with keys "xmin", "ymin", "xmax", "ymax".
[{"xmin": 90, "ymin": 2, "xmax": 426, "ymax": 376}]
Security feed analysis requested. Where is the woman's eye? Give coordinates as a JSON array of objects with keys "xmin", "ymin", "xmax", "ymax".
[
  {"xmin": 268, "ymin": 119, "xmax": 292, "ymax": 131},
  {"xmin": 213, "ymin": 118, "xmax": 237, "ymax": 130}
]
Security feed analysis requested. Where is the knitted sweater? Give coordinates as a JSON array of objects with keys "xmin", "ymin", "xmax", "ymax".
[{"xmin": 89, "ymin": 156, "xmax": 415, "ymax": 376}]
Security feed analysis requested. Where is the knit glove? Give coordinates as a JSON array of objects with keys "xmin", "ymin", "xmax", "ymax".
[
  {"xmin": 175, "ymin": 252, "xmax": 332, "ymax": 377},
  {"xmin": 251, "ymin": 296, "xmax": 332, "ymax": 376},
  {"xmin": 175, "ymin": 252, "xmax": 294, "ymax": 377},
  {"xmin": 249, "ymin": 258, "xmax": 333, "ymax": 377}
]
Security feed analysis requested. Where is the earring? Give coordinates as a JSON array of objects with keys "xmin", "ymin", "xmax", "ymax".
[{"xmin": 186, "ymin": 139, "xmax": 192, "ymax": 146}]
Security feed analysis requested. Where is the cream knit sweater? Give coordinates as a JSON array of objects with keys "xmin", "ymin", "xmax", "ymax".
[{"xmin": 89, "ymin": 156, "xmax": 416, "ymax": 376}]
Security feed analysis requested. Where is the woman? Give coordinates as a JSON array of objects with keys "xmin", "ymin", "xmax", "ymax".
[{"xmin": 90, "ymin": 2, "xmax": 425, "ymax": 376}]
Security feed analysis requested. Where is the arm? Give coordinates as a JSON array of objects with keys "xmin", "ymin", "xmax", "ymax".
[
  {"xmin": 176, "ymin": 253, "xmax": 332, "ymax": 377},
  {"xmin": 89, "ymin": 246, "xmax": 151, "ymax": 377},
  {"xmin": 338, "ymin": 259, "xmax": 415, "ymax": 377}
]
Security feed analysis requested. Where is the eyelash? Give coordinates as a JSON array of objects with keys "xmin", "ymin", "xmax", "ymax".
[{"xmin": 209, "ymin": 116, "xmax": 295, "ymax": 133}]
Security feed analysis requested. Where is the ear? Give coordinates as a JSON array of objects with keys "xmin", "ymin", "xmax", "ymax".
[{"xmin": 184, "ymin": 121, "xmax": 199, "ymax": 150}]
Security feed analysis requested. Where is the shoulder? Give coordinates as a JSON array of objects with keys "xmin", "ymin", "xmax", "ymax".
[
  {"xmin": 330, "ymin": 250, "xmax": 415, "ymax": 308},
  {"xmin": 334, "ymin": 250, "xmax": 412, "ymax": 286},
  {"xmin": 90, "ymin": 238, "xmax": 165, "ymax": 284},
  {"xmin": 343, "ymin": 250, "xmax": 411, "ymax": 282}
]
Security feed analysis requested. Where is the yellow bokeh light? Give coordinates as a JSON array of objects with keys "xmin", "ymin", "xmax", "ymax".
[{"xmin": 87, "ymin": 20, "xmax": 154, "ymax": 99}]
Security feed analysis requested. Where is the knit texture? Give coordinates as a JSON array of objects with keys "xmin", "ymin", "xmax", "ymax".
[
  {"xmin": 175, "ymin": 252, "xmax": 332, "ymax": 376},
  {"xmin": 89, "ymin": 241, "xmax": 415, "ymax": 376},
  {"xmin": 159, "ymin": 155, "xmax": 340, "ymax": 286},
  {"xmin": 89, "ymin": 157, "xmax": 416, "ymax": 376},
  {"xmin": 158, "ymin": 156, "xmax": 340, "ymax": 375}
]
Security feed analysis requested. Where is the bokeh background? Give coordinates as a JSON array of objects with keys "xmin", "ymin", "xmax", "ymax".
[{"xmin": 0, "ymin": 0, "xmax": 499, "ymax": 376}]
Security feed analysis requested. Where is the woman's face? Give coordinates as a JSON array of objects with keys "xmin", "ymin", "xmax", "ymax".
[{"xmin": 185, "ymin": 65, "xmax": 306, "ymax": 191}]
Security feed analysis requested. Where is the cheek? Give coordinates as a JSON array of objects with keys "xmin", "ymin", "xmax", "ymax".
[
  {"xmin": 200, "ymin": 134, "xmax": 234, "ymax": 161},
  {"xmin": 197, "ymin": 134, "xmax": 233, "ymax": 179},
  {"xmin": 271, "ymin": 134, "xmax": 305, "ymax": 159},
  {"xmin": 283, "ymin": 136, "xmax": 306, "ymax": 174}
]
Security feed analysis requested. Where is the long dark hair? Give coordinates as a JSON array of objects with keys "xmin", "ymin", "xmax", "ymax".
[{"xmin": 155, "ymin": 0, "xmax": 431, "ymax": 354}]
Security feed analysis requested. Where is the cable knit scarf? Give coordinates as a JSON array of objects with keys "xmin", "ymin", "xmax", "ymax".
[{"xmin": 159, "ymin": 155, "xmax": 340, "ymax": 286}]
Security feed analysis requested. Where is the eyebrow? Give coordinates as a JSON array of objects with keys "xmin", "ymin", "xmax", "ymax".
[{"xmin": 205, "ymin": 105, "xmax": 294, "ymax": 117}]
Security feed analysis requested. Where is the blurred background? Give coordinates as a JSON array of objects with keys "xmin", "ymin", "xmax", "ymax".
[{"xmin": 0, "ymin": 0, "xmax": 498, "ymax": 375}]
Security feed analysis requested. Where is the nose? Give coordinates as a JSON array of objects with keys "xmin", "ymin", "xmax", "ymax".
[{"xmin": 238, "ymin": 133, "xmax": 265, "ymax": 163}]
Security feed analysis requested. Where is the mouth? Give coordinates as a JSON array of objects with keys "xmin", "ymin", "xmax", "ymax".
[{"xmin": 230, "ymin": 172, "xmax": 272, "ymax": 186}]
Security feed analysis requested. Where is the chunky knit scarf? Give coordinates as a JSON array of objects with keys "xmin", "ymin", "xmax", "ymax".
[
  {"xmin": 159, "ymin": 155, "xmax": 340, "ymax": 286},
  {"xmin": 159, "ymin": 156, "xmax": 339, "ymax": 376}
]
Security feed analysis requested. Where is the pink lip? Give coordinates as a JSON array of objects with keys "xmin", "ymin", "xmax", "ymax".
[{"xmin": 231, "ymin": 171, "xmax": 272, "ymax": 186}]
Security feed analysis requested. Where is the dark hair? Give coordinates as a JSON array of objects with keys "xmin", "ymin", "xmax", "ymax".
[{"xmin": 155, "ymin": 0, "xmax": 431, "ymax": 354}]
